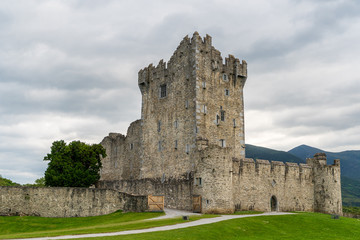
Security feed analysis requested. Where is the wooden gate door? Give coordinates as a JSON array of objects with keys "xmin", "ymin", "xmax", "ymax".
[
  {"xmin": 148, "ymin": 195, "xmax": 164, "ymax": 212},
  {"xmin": 192, "ymin": 195, "xmax": 202, "ymax": 213}
]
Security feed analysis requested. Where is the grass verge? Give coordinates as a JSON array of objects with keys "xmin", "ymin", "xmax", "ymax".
[
  {"xmin": 74, "ymin": 212, "xmax": 360, "ymax": 240},
  {"xmin": 0, "ymin": 211, "xmax": 217, "ymax": 239}
]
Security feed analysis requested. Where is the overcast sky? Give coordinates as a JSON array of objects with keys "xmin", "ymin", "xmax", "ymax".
[{"xmin": 1, "ymin": 0, "xmax": 359, "ymax": 184}]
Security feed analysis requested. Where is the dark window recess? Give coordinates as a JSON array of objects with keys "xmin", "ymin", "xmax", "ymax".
[
  {"xmin": 158, "ymin": 121, "xmax": 161, "ymax": 132},
  {"xmin": 220, "ymin": 139, "xmax": 226, "ymax": 148},
  {"xmin": 130, "ymin": 143, "xmax": 134, "ymax": 150},
  {"xmin": 216, "ymin": 114, "xmax": 220, "ymax": 125},
  {"xmin": 160, "ymin": 84, "xmax": 167, "ymax": 98},
  {"xmin": 221, "ymin": 110, "xmax": 225, "ymax": 121},
  {"xmin": 225, "ymin": 89, "xmax": 229, "ymax": 96},
  {"xmin": 175, "ymin": 140, "xmax": 178, "ymax": 149},
  {"xmin": 195, "ymin": 177, "xmax": 202, "ymax": 186}
]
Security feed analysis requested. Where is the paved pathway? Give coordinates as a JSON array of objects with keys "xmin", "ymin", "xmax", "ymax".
[{"xmin": 14, "ymin": 211, "xmax": 294, "ymax": 240}]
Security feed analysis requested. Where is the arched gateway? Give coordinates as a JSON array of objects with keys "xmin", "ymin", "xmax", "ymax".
[{"xmin": 270, "ymin": 196, "xmax": 278, "ymax": 211}]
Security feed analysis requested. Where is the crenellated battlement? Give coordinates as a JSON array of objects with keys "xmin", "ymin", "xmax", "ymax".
[
  {"xmin": 138, "ymin": 32, "xmax": 247, "ymax": 96},
  {"xmin": 237, "ymin": 158, "xmax": 315, "ymax": 181}
]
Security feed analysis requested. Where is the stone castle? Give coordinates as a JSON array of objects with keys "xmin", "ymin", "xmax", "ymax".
[{"xmin": 97, "ymin": 32, "xmax": 342, "ymax": 215}]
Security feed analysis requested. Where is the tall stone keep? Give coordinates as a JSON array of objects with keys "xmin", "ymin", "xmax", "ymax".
[
  {"xmin": 137, "ymin": 32, "xmax": 247, "ymax": 180},
  {"xmin": 98, "ymin": 32, "xmax": 342, "ymax": 215}
]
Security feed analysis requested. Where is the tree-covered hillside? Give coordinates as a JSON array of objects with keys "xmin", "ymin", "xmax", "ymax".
[{"xmin": 0, "ymin": 175, "xmax": 20, "ymax": 186}]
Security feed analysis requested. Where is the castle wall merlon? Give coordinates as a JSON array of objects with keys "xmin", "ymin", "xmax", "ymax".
[
  {"xmin": 299, "ymin": 163, "xmax": 312, "ymax": 169},
  {"xmin": 256, "ymin": 159, "xmax": 270, "ymax": 165}
]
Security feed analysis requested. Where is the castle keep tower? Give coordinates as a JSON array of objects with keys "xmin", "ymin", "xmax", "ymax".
[
  {"xmin": 98, "ymin": 32, "xmax": 342, "ymax": 215},
  {"xmin": 137, "ymin": 32, "xmax": 247, "ymax": 180}
]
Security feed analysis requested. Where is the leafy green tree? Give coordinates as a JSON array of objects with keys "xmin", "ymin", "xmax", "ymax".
[
  {"xmin": 44, "ymin": 140, "xmax": 106, "ymax": 187},
  {"xmin": 0, "ymin": 175, "xmax": 20, "ymax": 186}
]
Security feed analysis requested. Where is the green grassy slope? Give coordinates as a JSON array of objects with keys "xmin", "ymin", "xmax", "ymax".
[
  {"xmin": 0, "ymin": 211, "xmax": 217, "ymax": 239},
  {"xmin": 76, "ymin": 213, "xmax": 360, "ymax": 240}
]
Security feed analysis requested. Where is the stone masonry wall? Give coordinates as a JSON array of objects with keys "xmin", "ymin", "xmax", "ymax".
[
  {"xmin": 232, "ymin": 159, "xmax": 314, "ymax": 212},
  {"xmin": 193, "ymin": 33, "xmax": 247, "ymax": 160},
  {"xmin": 0, "ymin": 187, "xmax": 147, "ymax": 217},
  {"xmin": 100, "ymin": 120, "xmax": 143, "ymax": 181},
  {"xmin": 97, "ymin": 177, "xmax": 193, "ymax": 211},
  {"xmin": 138, "ymin": 35, "xmax": 198, "ymax": 179}
]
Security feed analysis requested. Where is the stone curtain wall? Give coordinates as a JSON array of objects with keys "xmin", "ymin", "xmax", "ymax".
[
  {"xmin": 97, "ymin": 177, "xmax": 194, "ymax": 211},
  {"xmin": 0, "ymin": 186, "xmax": 147, "ymax": 217},
  {"xmin": 232, "ymin": 158, "xmax": 314, "ymax": 213}
]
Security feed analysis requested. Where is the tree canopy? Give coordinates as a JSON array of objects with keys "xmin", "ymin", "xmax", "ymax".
[{"xmin": 44, "ymin": 140, "xmax": 106, "ymax": 187}]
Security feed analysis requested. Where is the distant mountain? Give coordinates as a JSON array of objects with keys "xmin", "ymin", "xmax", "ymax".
[
  {"xmin": 289, "ymin": 144, "xmax": 360, "ymax": 181},
  {"xmin": 246, "ymin": 144, "xmax": 360, "ymax": 206},
  {"xmin": 245, "ymin": 144, "xmax": 303, "ymax": 163},
  {"xmin": 342, "ymin": 176, "xmax": 360, "ymax": 207}
]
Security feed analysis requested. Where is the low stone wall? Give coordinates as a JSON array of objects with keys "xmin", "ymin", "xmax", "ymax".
[
  {"xmin": 97, "ymin": 177, "xmax": 193, "ymax": 211},
  {"xmin": 0, "ymin": 186, "xmax": 147, "ymax": 217},
  {"xmin": 343, "ymin": 212, "xmax": 360, "ymax": 218}
]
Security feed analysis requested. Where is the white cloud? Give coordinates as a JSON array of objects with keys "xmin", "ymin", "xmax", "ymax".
[{"xmin": 1, "ymin": 0, "xmax": 360, "ymax": 183}]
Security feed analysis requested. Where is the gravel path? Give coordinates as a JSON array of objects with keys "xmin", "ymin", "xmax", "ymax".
[{"xmin": 13, "ymin": 211, "xmax": 294, "ymax": 240}]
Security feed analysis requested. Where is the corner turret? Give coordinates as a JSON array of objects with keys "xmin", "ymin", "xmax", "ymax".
[{"xmin": 308, "ymin": 153, "xmax": 342, "ymax": 215}]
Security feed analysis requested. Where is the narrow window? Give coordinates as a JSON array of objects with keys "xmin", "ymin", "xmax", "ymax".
[
  {"xmin": 203, "ymin": 105, "xmax": 207, "ymax": 114},
  {"xmin": 233, "ymin": 119, "xmax": 236, "ymax": 128},
  {"xmin": 185, "ymin": 100, "xmax": 189, "ymax": 109},
  {"xmin": 175, "ymin": 140, "xmax": 178, "ymax": 149},
  {"xmin": 221, "ymin": 110, "xmax": 225, "ymax": 121},
  {"xmin": 158, "ymin": 141, "xmax": 162, "ymax": 151},
  {"xmin": 130, "ymin": 143, "xmax": 134, "ymax": 150},
  {"xmin": 216, "ymin": 114, "xmax": 220, "ymax": 125},
  {"xmin": 222, "ymin": 74, "xmax": 228, "ymax": 82},
  {"xmin": 174, "ymin": 120, "xmax": 178, "ymax": 129},
  {"xmin": 185, "ymin": 144, "xmax": 190, "ymax": 154},
  {"xmin": 225, "ymin": 89, "xmax": 229, "ymax": 96},
  {"xmin": 220, "ymin": 139, "xmax": 226, "ymax": 148},
  {"xmin": 195, "ymin": 177, "xmax": 203, "ymax": 186},
  {"xmin": 160, "ymin": 84, "xmax": 167, "ymax": 98},
  {"xmin": 202, "ymin": 81, "xmax": 206, "ymax": 89},
  {"xmin": 158, "ymin": 120, "xmax": 161, "ymax": 132}
]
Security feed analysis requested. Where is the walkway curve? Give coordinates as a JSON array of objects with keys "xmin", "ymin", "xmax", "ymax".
[{"xmin": 13, "ymin": 212, "xmax": 294, "ymax": 240}]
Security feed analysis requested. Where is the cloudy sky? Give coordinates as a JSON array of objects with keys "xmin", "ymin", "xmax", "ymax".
[{"xmin": 1, "ymin": 0, "xmax": 359, "ymax": 184}]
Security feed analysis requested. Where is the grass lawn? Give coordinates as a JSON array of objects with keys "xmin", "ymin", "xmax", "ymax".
[
  {"xmin": 75, "ymin": 212, "xmax": 360, "ymax": 240},
  {"xmin": 0, "ymin": 211, "xmax": 217, "ymax": 239}
]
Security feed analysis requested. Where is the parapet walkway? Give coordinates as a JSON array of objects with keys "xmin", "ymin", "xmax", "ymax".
[{"xmin": 14, "ymin": 210, "xmax": 294, "ymax": 240}]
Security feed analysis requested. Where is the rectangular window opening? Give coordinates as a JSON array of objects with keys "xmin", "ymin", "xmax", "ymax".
[
  {"xmin": 174, "ymin": 120, "xmax": 178, "ymax": 129},
  {"xmin": 158, "ymin": 141, "xmax": 162, "ymax": 151},
  {"xmin": 158, "ymin": 121, "xmax": 161, "ymax": 132},
  {"xmin": 160, "ymin": 84, "xmax": 167, "ymax": 98},
  {"xmin": 220, "ymin": 139, "xmax": 226, "ymax": 148},
  {"xmin": 221, "ymin": 110, "xmax": 225, "ymax": 121},
  {"xmin": 202, "ymin": 81, "xmax": 206, "ymax": 89},
  {"xmin": 175, "ymin": 140, "xmax": 178, "ymax": 149}
]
